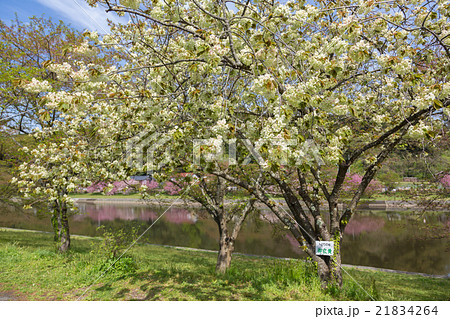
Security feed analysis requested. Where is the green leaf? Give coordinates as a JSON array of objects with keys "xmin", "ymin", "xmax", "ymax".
[
  {"xmin": 433, "ymin": 99, "xmax": 443, "ymax": 109},
  {"xmin": 330, "ymin": 69, "xmax": 337, "ymax": 78},
  {"xmin": 38, "ymin": 109, "xmax": 50, "ymax": 121},
  {"xmin": 38, "ymin": 97, "xmax": 47, "ymax": 107}
]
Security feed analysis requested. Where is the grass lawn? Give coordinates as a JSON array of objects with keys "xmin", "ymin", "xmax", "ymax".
[{"xmin": 0, "ymin": 228, "xmax": 448, "ymax": 301}]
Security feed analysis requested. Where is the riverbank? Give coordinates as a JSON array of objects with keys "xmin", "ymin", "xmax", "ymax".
[
  {"xmin": 0, "ymin": 228, "xmax": 448, "ymax": 301},
  {"xmin": 72, "ymin": 195, "xmax": 450, "ymax": 211}
]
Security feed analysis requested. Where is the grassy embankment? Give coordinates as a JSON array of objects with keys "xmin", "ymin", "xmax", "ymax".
[{"xmin": 0, "ymin": 228, "xmax": 448, "ymax": 301}]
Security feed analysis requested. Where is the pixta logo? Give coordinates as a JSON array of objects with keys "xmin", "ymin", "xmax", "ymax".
[
  {"xmin": 126, "ymin": 132, "xmax": 324, "ymax": 172},
  {"xmin": 126, "ymin": 131, "xmax": 172, "ymax": 174},
  {"xmin": 193, "ymin": 138, "xmax": 324, "ymax": 167}
]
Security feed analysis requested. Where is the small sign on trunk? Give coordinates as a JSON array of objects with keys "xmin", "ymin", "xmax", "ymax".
[{"xmin": 315, "ymin": 241, "xmax": 334, "ymax": 256}]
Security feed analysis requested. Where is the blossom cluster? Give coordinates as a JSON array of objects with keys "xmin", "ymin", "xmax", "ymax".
[
  {"xmin": 22, "ymin": 78, "xmax": 52, "ymax": 94},
  {"xmin": 72, "ymin": 40, "xmax": 95, "ymax": 56}
]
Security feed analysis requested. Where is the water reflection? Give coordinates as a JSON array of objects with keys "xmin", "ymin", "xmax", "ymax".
[
  {"xmin": 0, "ymin": 202, "xmax": 448, "ymax": 275},
  {"xmin": 345, "ymin": 216, "xmax": 385, "ymax": 237},
  {"xmin": 74, "ymin": 205, "xmax": 198, "ymax": 224}
]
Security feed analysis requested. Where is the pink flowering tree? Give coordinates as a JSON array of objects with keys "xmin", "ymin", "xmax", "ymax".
[
  {"xmin": 86, "ymin": 182, "xmax": 107, "ymax": 193},
  {"xmin": 342, "ymin": 174, "xmax": 383, "ymax": 198},
  {"xmin": 163, "ymin": 173, "xmax": 198, "ymax": 196},
  {"xmin": 139, "ymin": 179, "xmax": 159, "ymax": 195},
  {"xmin": 163, "ymin": 181, "xmax": 182, "ymax": 196},
  {"xmin": 141, "ymin": 179, "xmax": 159, "ymax": 190},
  {"xmin": 440, "ymin": 174, "xmax": 450, "ymax": 189},
  {"xmin": 86, "ymin": 179, "xmax": 159, "ymax": 195}
]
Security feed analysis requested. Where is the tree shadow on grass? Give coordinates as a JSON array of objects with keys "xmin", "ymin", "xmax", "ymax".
[
  {"xmin": 374, "ymin": 275, "xmax": 450, "ymax": 300},
  {"xmin": 115, "ymin": 288, "xmax": 130, "ymax": 299},
  {"xmin": 69, "ymin": 244, "xmax": 92, "ymax": 254},
  {"xmin": 126, "ymin": 266, "xmax": 268, "ymax": 301},
  {"xmin": 148, "ymin": 251, "xmax": 214, "ymax": 268},
  {"xmin": 102, "ymin": 251, "xmax": 321, "ymax": 300},
  {"xmin": 95, "ymin": 283, "xmax": 113, "ymax": 292},
  {"xmin": 131, "ymin": 281, "xmax": 244, "ymax": 301},
  {"xmin": 130, "ymin": 267, "xmax": 207, "ymax": 286},
  {"xmin": 176, "ymin": 282, "xmax": 246, "ymax": 301},
  {"xmin": 137, "ymin": 286, "xmax": 165, "ymax": 300}
]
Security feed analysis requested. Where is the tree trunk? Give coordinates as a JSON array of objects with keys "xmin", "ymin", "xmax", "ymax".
[
  {"xmin": 216, "ymin": 228, "xmax": 234, "ymax": 274},
  {"xmin": 54, "ymin": 201, "xmax": 70, "ymax": 252},
  {"xmin": 315, "ymin": 248, "xmax": 342, "ymax": 288}
]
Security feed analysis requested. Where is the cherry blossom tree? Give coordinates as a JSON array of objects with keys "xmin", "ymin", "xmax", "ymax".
[
  {"xmin": 29, "ymin": 0, "xmax": 450, "ymax": 285},
  {"xmin": 11, "ymin": 98, "xmax": 129, "ymax": 252},
  {"xmin": 11, "ymin": 119, "xmax": 130, "ymax": 252},
  {"xmin": 167, "ymin": 173, "xmax": 256, "ymax": 273},
  {"xmin": 193, "ymin": 177, "xmax": 256, "ymax": 273},
  {"xmin": 11, "ymin": 131, "xmax": 91, "ymax": 252}
]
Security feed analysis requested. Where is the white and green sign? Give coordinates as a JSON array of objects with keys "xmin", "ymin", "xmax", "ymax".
[{"xmin": 315, "ymin": 241, "xmax": 334, "ymax": 256}]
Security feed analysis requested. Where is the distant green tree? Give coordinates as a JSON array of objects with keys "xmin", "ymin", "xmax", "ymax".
[
  {"xmin": 0, "ymin": 16, "xmax": 85, "ymax": 133},
  {"xmin": 377, "ymin": 170, "xmax": 402, "ymax": 192}
]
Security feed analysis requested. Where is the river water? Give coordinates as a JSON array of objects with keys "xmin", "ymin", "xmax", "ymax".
[{"xmin": 0, "ymin": 202, "xmax": 448, "ymax": 275}]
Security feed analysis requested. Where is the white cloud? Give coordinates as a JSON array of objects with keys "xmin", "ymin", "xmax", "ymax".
[{"xmin": 36, "ymin": 0, "xmax": 129, "ymax": 33}]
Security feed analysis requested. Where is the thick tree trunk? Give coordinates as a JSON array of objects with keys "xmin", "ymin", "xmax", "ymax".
[
  {"xmin": 58, "ymin": 205, "xmax": 70, "ymax": 252},
  {"xmin": 315, "ymin": 249, "xmax": 342, "ymax": 288},
  {"xmin": 216, "ymin": 228, "xmax": 234, "ymax": 274},
  {"xmin": 53, "ymin": 200, "xmax": 70, "ymax": 252}
]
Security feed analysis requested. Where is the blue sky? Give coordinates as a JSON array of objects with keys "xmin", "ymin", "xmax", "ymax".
[{"xmin": 0, "ymin": 0, "xmax": 128, "ymax": 32}]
